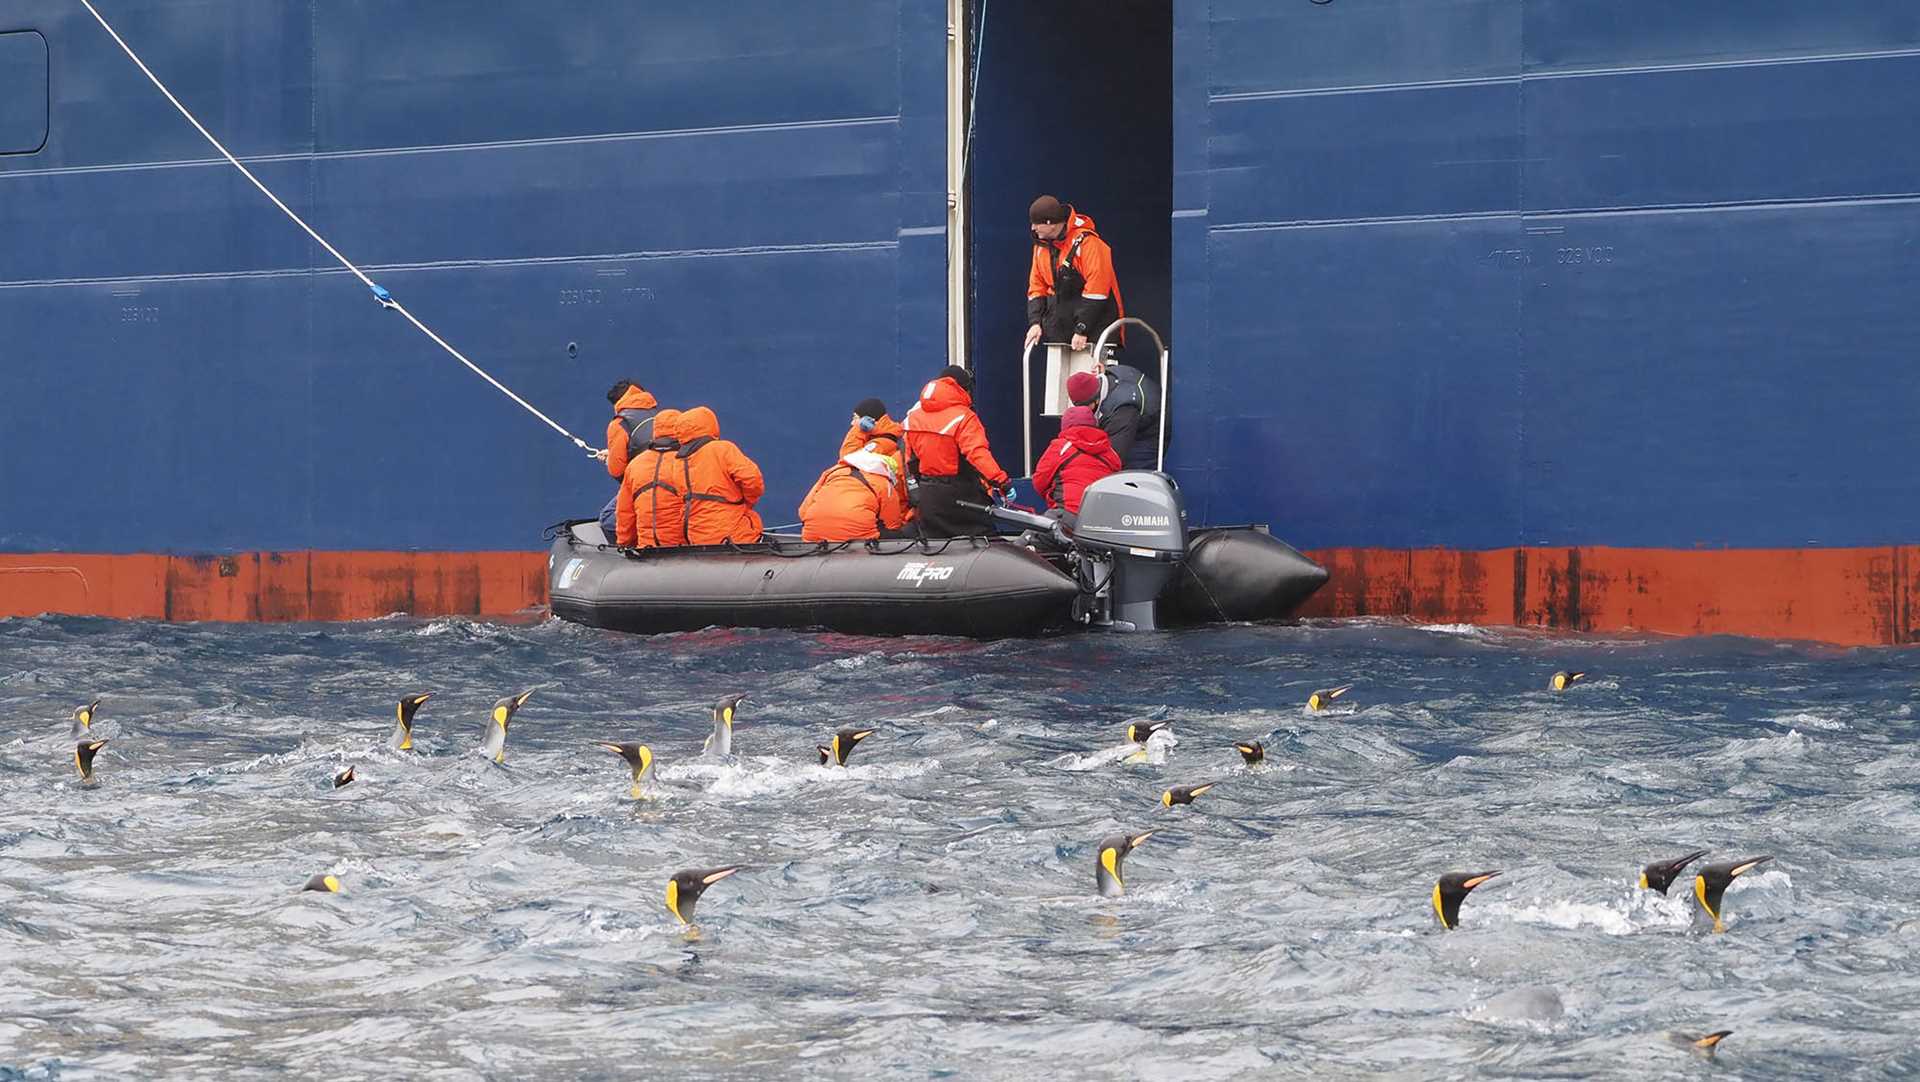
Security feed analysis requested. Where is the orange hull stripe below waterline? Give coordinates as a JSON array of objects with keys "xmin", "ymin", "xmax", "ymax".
[
  {"xmin": 1, "ymin": 546, "xmax": 1914, "ymax": 645},
  {"xmin": 0, "ymin": 552, "xmax": 548, "ymax": 622}
]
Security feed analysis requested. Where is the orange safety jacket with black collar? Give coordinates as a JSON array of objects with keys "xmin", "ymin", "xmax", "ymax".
[{"xmin": 1027, "ymin": 206, "xmax": 1124, "ymax": 343}]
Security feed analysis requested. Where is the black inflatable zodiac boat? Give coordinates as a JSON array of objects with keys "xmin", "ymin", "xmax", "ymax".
[{"xmin": 548, "ymin": 472, "xmax": 1327, "ymax": 638}]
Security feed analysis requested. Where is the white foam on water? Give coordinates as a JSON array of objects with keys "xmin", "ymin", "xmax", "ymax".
[{"xmin": 1768, "ymin": 711, "xmax": 1850, "ymax": 732}]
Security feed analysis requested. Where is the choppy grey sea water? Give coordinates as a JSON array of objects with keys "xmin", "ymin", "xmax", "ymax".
[{"xmin": 2, "ymin": 615, "xmax": 1918, "ymax": 1080}]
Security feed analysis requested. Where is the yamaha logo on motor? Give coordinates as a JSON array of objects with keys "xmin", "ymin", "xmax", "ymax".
[
  {"xmin": 896, "ymin": 561, "xmax": 956, "ymax": 587},
  {"xmin": 1121, "ymin": 514, "xmax": 1171, "ymax": 527}
]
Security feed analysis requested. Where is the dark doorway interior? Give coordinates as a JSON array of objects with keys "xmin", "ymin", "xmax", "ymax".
[{"xmin": 965, "ymin": 0, "xmax": 1172, "ymax": 476}]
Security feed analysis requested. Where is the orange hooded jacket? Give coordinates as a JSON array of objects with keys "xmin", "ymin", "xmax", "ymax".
[
  {"xmin": 839, "ymin": 414, "xmax": 909, "ymax": 512},
  {"xmin": 615, "ymin": 409, "xmax": 686, "ymax": 548},
  {"xmin": 605, "ymin": 384, "xmax": 661, "ymax": 479},
  {"xmin": 798, "ymin": 450, "xmax": 908, "ymax": 542},
  {"xmin": 903, "ymin": 376, "xmax": 1009, "ymax": 490},
  {"xmin": 675, "ymin": 406, "xmax": 765, "ymax": 545},
  {"xmin": 839, "ymin": 414, "xmax": 903, "ymax": 459}
]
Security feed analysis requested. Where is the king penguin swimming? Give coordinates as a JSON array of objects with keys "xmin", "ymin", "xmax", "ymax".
[
  {"xmin": 70, "ymin": 700, "xmax": 99, "ymax": 740},
  {"xmin": 302, "ymin": 873, "xmax": 341, "ymax": 893},
  {"xmin": 595, "ymin": 741, "xmax": 655, "ymax": 798},
  {"xmin": 704, "ymin": 693, "xmax": 748, "ymax": 757},
  {"xmin": 1637, "ymin": 849, "xmax": 1709, "ymax": 894},
  {"xmin": 390, "ymin": 693, "xmax": 431, "ymax": 751},
  {"xmin": 1161, "ymin": 783, "xmax": 1217, "ymax": 807},
  {"xmin": 1692, "ymin": 856, "xmax": 1772, "ymax": 932},
  {"xmin": 1124, "ymin": 720, "xmax": 1169, "ymax": 745},
  {"xmin": 74, "ymin": 739, "xmax": 108, "ymax": 783},
  {"xmin": 333, "ymin": 766, "xmax": 355, "ymax": 789},
  {"xmin": 1094, "ymin": 832, "xmax": 1154, "ymax": 897},
  {"xmin": 1549, "ymin": 670, "xmax": 1587, "ymax": 692},
  {"xmin": 666, "ymin": 866, "xmax": 739, "ymax": 924},
  {"xmin": 480, "ymin": 690, "xmax": 534, "ymax": 764},
  {"xmin": 1667, "ymin": 1031, "xmax": 1732, "ymax": 1058},
  {"xmin": 1306, "ymin": 685, "xmax": 1353, "ymax": 712},
  {"xmin": 1432, "ymin": 870, "xmax": 1501, "ymax": 930},
  {"xmin": 821, "ymin": 727, "xmax": 876, "ymax": 767},
  {"xmin": 1233, "ymin": 740, "xmax": 1265, "ymax": 766}
]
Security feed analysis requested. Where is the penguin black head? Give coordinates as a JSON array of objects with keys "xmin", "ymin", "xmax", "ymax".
[
  {"xmin": 1094, "ymin": 831, "xmax": 1154, "ymax": 897},
  {"xmin": 333, "ymin": 765, "xmax": 355, "ymax": 789},
  {"xmin": 71, "ymin": 700, "xmax": 100, "ymax": 739},
  {"xmin": 1549, "ymin": 670, "xmax": 1587, "ymax": 692},
  {"xmin": 392, "ymin": 693, "xmax": 431, "ymax": 751},
  {"xmin": 483, "ymin": 690, "xmax": 534, "ymax": 764},
  {"xmin": 1432, "ymin": 870, "xmax": 1500, "ymax": 930},
  {"xmin": 302, "ymin": 873, "xmax": 341, "ymax": 893},
  {"xmin": 667, "ymin": 866, "xmax": 739, "ymax": 925},
  {"xmin": 595, "ymin": 742, "xmax": 655, "ymax": 796},
  {"xmin": 1693, "ymin": 856, "xmax": 1772, "ymax": 933},
  {"xmin": 1233, "ymin": 740, "xmax": 1264, "ymax": 765},
  {"xmin": 1124, "ymin": 720, "xmax": 1169, "ymax": 744},
  {"xmin": 74, "ymin": 739, "xmax": 109, "ymax": 783},
  {"xmin": 826, "ymin": 727, "xmax": 876, "ymax": 766},
  {"xmin": 1638, "ymin": 849, "xmax": 1709, "ymax": 895},
  {"xmin": 1306, "ymin": 684, "xmax": 1353, "ymax": 711},
  {"xmin": 815, "ymin": 744, "xmax": 832, "ymax": 765},
  {"xmin": 713, "ymin": 693, "xmax": 749, "ymax": 726},
  {"xmin": 1161, "ymin": 782, "xmax": 1217, "ymax": 807}
]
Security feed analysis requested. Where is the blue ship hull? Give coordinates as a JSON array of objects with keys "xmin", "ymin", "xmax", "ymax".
[{"xmin": 5, "ymin": 1, "xmax": 1920, "ymax": 643}]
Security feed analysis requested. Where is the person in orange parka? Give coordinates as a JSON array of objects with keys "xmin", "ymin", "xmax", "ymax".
[
  {"xmin": 1032, "ymin": 405, "xmax": 1121, "ymax": 525},
  {"xmin": 1023, "ymin": 195, "xmax": 1124, "ymax": 354},
  {"xmin": 598, "ymin": 378, "xmax": 663, "ymax": 536},
  {"xmin": 839, "ymin": 397, "xmax": 911, "ymax": 522},
  {"xmin": 902, "ymin": 366, "xmax": 1010, "ymax": 538},
  {"xmin": 615, "ymin": 408, "xmax": 686, "ymax": 548},
  {"xmin": 839, "ymin": 397, "xmax": 904, "ymax": 460},
  {"xmin": 674, "ymin": 406, "xmax": 766, "ymax": 545},
  {"xmin": 798, "ymin": 448, "xmax": 909, "ymax": 542}
]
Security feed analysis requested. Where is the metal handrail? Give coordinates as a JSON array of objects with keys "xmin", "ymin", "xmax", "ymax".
[
  {"xmin": 1090, "ymin": 318, "xmax": 1170, "ymax": 472},
  {"xmin": 1019, "ymin": 317, "xmax": 1171, "ymax": 474}
]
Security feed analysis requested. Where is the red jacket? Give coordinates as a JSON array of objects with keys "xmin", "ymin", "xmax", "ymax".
[
  {"xmin": 1032, "ymin": 412, "xmax": 1121, "ymax": 514},
  {"xmin": 675, "ymin": 406, "xmax": 765, "ymax": 545},
  {"xmin": 605, "ymin": 385, "xmax": 660, "ymax": 479},
  {"xmin": 615, "ymin": 409, "xmax": 686, "ymax": 548},
  {"xmin": 902, "ymin": 377, "xmax": 1009, "ymax": 489}
]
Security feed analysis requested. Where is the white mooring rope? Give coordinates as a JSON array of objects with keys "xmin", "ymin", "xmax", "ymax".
[{"xmin": 78, "ymin": 0, "xmax": 603, "ymax": 458}]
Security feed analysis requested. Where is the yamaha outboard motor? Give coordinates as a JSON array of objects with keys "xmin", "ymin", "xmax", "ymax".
[{"xmin": 1070, "ymin": 472, "xmax": 1187, "ymax": 631}]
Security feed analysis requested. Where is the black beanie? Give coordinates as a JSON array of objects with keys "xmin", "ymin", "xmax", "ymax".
[
  {"xmin": 1028, "ymin": 195, "xmax": 1068, "ymax": 224},
  {"xmin": 853, "ymin": 397, "xmax": 887, "ymax": 420},
  {"xmin": 939, "ymin": 365, "xmax": 974, "ymax": 393}
]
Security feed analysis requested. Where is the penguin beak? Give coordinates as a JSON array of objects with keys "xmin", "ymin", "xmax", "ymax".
[
  {"xmin": 1128, "ymin": 832, "xmax": 1155, "ymax": 850},
  {"xmin": 1694, "ymin": 1031, "xmax": 1731, "ymax": 1051},
  {"xmin": 513, "ymin": 690, "xmax": 535, "ymax": 708},
  {"xmin": 702, "ymin": 867, "xmax": 739, "ymax": 886},
  {"xmin": 1462, "ymin": 872, "xmax": 1500, "ymax": 890},
  {"xmin": 1728, "ymin": 857, "xmax": 1771, "ymax": 878}
]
